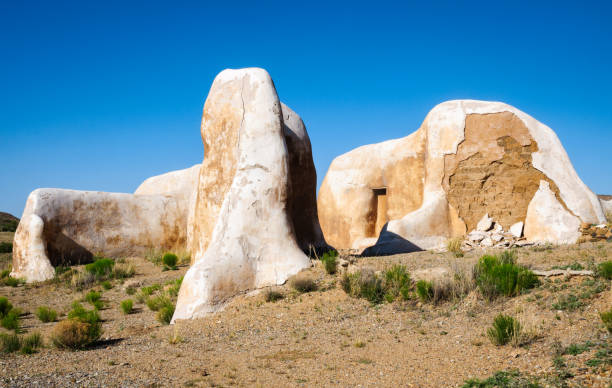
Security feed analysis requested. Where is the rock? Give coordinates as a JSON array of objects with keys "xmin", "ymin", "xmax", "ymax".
[
  {"xmin": 338, "ymin": 259, "xmax": 350, "ymax": 267},
  {"xmin": 491, "ymin": 233, "xmax": 503, "ymax": 242},
  {"xmin": 509, "ymin": 222, "xmax": 524, "ymax": 238},
  {"xmin": 11, "ymin": 188, "xmax": 190, "ymax": 283},
  {"xmin": 173, "ymin": 68, "xmax": 318, "ymax": 322},
  {"xmin": 493, "ymin": 223, "xmax": 503, "ymax": 233},
  {"xmin": 317, "ymin": 100, "xmax": 605, "ymax": 252},
  {"xmin": 524, "ymin": 181, "xmax": 582, "ymax": 244},
  {"xmin": 481, "ymin": 236, "xmax": 494, "ymax": 247},
  {"xmin": 477, "ymin": 214, "xmax": 494, "ymax": 232},
  {"xmin": 467, "ymin": 231, "xmax": 487, "ymax": 242}
]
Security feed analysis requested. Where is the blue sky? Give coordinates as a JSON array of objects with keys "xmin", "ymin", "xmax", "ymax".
[{"xmin": 1, "ymin": 1, "xmax": 611, "ymax": 217}]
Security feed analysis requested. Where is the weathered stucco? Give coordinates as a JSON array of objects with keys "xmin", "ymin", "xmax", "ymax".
[
  {"xmin": 281, "ymin": 103, "xmax": 328, "ymax": 253},
  {"xmin": 317, "ymin": 130, "xmax": 425, "ymax": 250},
  {"xmin": 318, "ymin": 100, "xmax": 605, "ymax": 252},
  {"xmin": 444, "ymin": 112, "xmax": 566, "ymax": 231},
  {"xmin": 173, "ymin": 68, "xmax": 322, "ymax": 321},
  {"xmin": 11, "ymin": 188, "xmax": 188, "ymax": 282},
  {"xmin": 524, "ymin": 181, "xmax": 582, "ymax": 244}
]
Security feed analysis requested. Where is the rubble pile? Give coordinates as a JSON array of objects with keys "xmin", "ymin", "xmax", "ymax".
[
  {"xmin": 578, "ymin": 223, "xmax": 612, "ymax": 243},
  {"xmin": 463, "ymin": 213, "xmax": 532, "ymax": 251}
]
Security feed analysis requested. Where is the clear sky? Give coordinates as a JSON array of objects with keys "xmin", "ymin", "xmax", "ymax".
[{"xmin": 1, "ymin": 1, "xmax": 611, "ymax": 217}]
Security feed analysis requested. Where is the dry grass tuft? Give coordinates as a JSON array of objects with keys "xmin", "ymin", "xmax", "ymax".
[
  {"xmin": 290, "ymin": 275, "xmax": 318, "ymax": 293},
  {"xmin": 51, "ymin": 320, "xmax": 98, "ymax": 349},
  {"xmin": 264, "ymin": 289, "xmax": 284, "ymax": 302},
  {"xmin": 446, "ymin": 237, "xmax": 464, "ymax": 257}
]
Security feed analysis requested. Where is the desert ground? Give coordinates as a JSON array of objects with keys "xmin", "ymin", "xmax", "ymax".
[{"xmin": 0, "ymin": 229, "xmax": 611, "ymax": 388}]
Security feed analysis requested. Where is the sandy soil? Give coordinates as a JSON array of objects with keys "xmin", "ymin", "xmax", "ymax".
[{"xmin": 0, "ymin": 236, "xmax": 611, "ymax": 387}]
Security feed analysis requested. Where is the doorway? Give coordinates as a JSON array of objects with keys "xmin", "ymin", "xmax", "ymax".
[{"xmin": 371, "ymin": 187, "xmax": 388, "ymax": 237}]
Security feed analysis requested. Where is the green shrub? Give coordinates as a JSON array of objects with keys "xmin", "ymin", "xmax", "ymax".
[
  {"xmin": 85, "ymin": 290, "xmax": 103, "ymax": 310},
  {"xmin": 264, "ymin": 290, "xmax": 284, "ymax": 302},
  {"xmin": 1, "ymin": 309, "xmax": 21, "ymax": 332},
  {"xmin": 564, "ymin": 342, "xmax": 593, "ymax": 355},
  {"xmin": 291, "ymin": 276, "xmax": 318, "ymax": 293},
  {"xmin": 0, "ymin": 269, "xmax": 10, "ymax": 279},
  {"xmin": 600, "ymin": 307, "xmax": 612, "ymax": 333},
  {"xmin": 462, "ymin": 370, "xmax": 542, "ymax": 388},
  {"xmin": 85, "ymin": 258, "xmax": 115, "ymax": 278},
  {"xmin": 141, "ymin": 284, "xmax": 161, "ymax": 296},
  {"xmin": 552, "ymin": 294, "xmax": 582, "ymax": 311},
  {"xmin": 359, "ymin": 273, "xmax": 385, "ymax": 304},
  {"xmin": 36, "ymin": 306, "xmax": 58, "ymax": 323},
  {"xmin": 101, "ymin": 280, "xmax": 112, "ymax": 290},
  {"xmin": 67, "ymin": 302, "xmax": 101, "ymax": 326},
  {"xmin": 383, "ymin": 265, "xmax": 411, "ymax": 302},
  {"xmin": 21, "ymin": 332, "xmax": 42, "ymax": 354},
  {"xmin": 474, "ymin": 253, "xmax": 539, "ymax": 300},
  {"xmin": 342, "ymin": 270, "xmax": 385, "ymax": 304},
  {"xmin": 598, "ymin": 261, "xmax": 612, "ymax": 280},
  {"xmin": 0, "ymin": 242, "xmax": 12, "ymax": 253},
  {"xmin": 321, "ymin": 250, "xmax": 338, "ymax": 275},
  {"xmin": 0, "ymin": 333, "xmax": 21, "ymax": 353},
  {"xmin": 157, "ymin": 304, "xmax": 175, "ymax": 325},
  {"xmin": 162, "ymin": 253, "xmax": 178, "ymax": 270},
  {"xmin": 126, "ymin": 286, "xmax": 136, "ymax": 295},
  {"xmin": 146, "ymin": 295, "xmax": 172, "ymax": 312},
  {"xmin": 415, "ymin": 280, "xmax": 434, "ymax": 302},
  {"xmin": 0, "ymin": 297, "xmax": 20, "ymax": 331},
  {"xmin": 487, "ymin": 314, "xmax": 521, "ymax": 346},
  {"xmin": 0, "ymin": 296, "xmax": 13, "ymax": 318},
  {"xmin": 165, "ymin": 277, "xmax": 183, "ymax": 297},
  {"xmin": 120, "ymin": 299, "xmax": 133, "ymax": 315},
  {"xmin": 3, "ymin": 277, "xmax": 24, "ymax": 287},
  {"xmin": 0, "ymin": 218, "xmax": 18, "ymax": 232}
]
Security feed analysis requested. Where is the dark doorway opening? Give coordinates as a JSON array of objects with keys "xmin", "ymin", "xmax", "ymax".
[{"xmin": 369, "ymin": 187, "xmax": 388, "ymax": 238}]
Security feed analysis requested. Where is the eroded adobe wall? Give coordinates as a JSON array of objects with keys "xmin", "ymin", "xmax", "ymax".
[
  {"xmin": 188, "ymin": 75, "xmax": 242, "ymax": 260},
  {"xmin": 444, "ymin": 112, "xmax": 567, "ymax": 231},
  {"xmin": 317, "ymin": 130, "xmax": 426, "ymax": 250}
]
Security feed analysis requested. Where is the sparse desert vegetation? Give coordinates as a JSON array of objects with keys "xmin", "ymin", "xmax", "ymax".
[
  {"xmin": 35, "ymin": 306, "xmax": 58, "ymax": 323},
  {"xmin": 0, "ymin": 230, "xmax": 611, "ymax": 386}
]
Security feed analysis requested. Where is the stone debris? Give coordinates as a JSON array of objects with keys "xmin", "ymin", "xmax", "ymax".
[
  {"xmin": 467, "ymin": 231, "xmax": 486, "ymax": 242},
  {"xmin": 463, "ymin": 217, "xmax": 534, "ymax": 250},
  {"xmin": 476, "ymin": 213, "xmax": 494, "ymax": 232},
  {"xmin": 510, "ymin": 221, "xmax": 524, "ymax": 238},
  {"xmin": 578, "ymin": 222, "xmax": 612, "ymax": 243}
]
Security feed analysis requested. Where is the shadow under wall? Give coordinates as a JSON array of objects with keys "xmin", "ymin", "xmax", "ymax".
[
  {"xmin": 43, "ymin": 223, "xmax": 94, "ymax": 267},
  {"xmin": 360, "ymin": 224, "xmax": 423, "ymax": 257}
]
